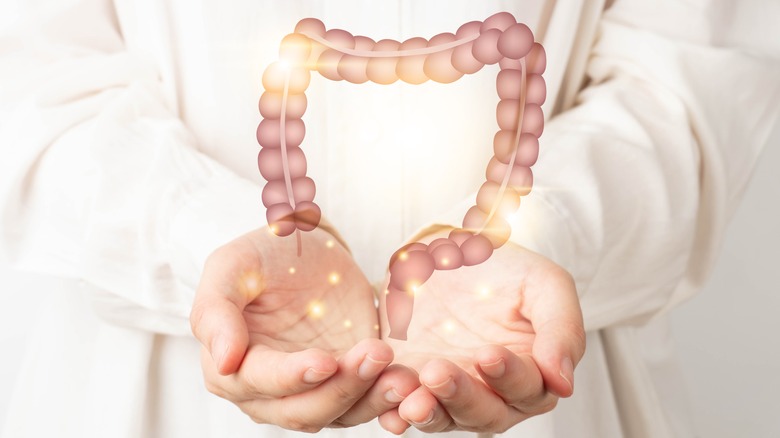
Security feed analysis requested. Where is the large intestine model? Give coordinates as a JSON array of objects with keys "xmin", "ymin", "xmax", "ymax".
[{"xmin": 256, "ymin": 12, "xmax": 546, "ymax": 340}]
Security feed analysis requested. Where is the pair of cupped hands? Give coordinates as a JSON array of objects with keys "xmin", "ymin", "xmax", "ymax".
[{"xmin": 190, "ymin": 226, "xmax": 585, "ymax": 435}]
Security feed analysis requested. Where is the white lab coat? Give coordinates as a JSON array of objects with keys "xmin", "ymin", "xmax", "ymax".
[{"xmin": 1, "ymin": 0, "xmax": 778, "ymax": 437}]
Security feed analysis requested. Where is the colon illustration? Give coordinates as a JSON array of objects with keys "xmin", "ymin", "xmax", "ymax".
[{"xmin": 256, "ymin": 12, "xmax": 546, "ymax": 340}]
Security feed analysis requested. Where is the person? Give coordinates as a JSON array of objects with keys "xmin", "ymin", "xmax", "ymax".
[{"xmin": 0, "ymin": 0, "xmax": 777, "ymax": 437}]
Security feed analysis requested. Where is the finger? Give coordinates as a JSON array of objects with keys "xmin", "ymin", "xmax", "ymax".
[
  {"xmin": 335, "ymin": 363, "xmax": 420, "ymax": 427},
  {"xmin": 243, "ymin": 339, "xmax": 394, "ymax": 431},
  {"xmin": 475, "ymin": 345, "xmax": 558, "ymax": 412},
  {"xmin": 201, "ymin": 344, "xmax": 338, "ymax": 401},
  {"xmin": 190, "ymin": 294, "xmax": 249, "ymax": 375},
  {"xmin": 378, "ymin": 408, "xmax": 411, "ymax": 436},
  {"xmin": 526, "ymin": 266, "xmax": 586, "ymax": 397},
  {"xmin": 190, "ymin": 242, "xmax": 264, "ymax": 374},
  {"xmin": 397, "ymin": 386, "xmax": 453, "ymax": 433},
  {"xmin": 418, "ymin": 358, "xmax": 523, "ymax": 433}
]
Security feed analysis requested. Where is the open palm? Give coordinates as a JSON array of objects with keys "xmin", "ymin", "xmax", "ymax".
[
  {"xmin": 236, "ymin": 228, "xmax": 378, "ymax": 354},
  {"xmin": 382, "ymin": 241, "xmax": 557, "ymax": 366},
  {"xmin": 377, "ymin": 231, "xmax": 585, "ymax": 433},
  {"xmin": 191, "ymin": 227, "xmax": 419, "ymax": 431}
]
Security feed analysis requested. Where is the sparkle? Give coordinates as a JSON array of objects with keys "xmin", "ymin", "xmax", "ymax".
[
  {"xmin": 343, "ymin": 319, "xmax": 352, "ymax": 329},
  {"xmin": 384, "ymin": 289, "xmax": 389, "ymax": 295},
  {"xmin": 443, "ymin": 319, "xmax": 456, "ymax": 333},
  {"xmin": 308, "ymin": 301, "xmax": 325, "ymax": 318},
  {"xmin": 238, "ymin": 270, "xmax": 265, "ymax": 300},
  {"xmin": 288, "ymin": 266, "xmax": 296, "ymax": 274},
  {"xmin": 278, "ymin": 59, "xmax": 291, "ymax": 71},
  {"xmin": 373, "ymin": 324, "xmax": 380, "ymax": 331},
  {"xmin": 325, "ymin": 239, "xmax": 335, "ymax": 248},
  {"xmin": 398, "ymin": 251, "xmax": 408, "ymax": 261},
  {"xmin": 267, "ymin": 224, "xmax": 279, "ymax": 235},
  {"xmin": 441, "ymin": 257, "xmax": 449, "ymax": 266},
  {"xmin": 328, "ymin": 272, "xmax": 341, "ymax": 285},
  {"xmin": 478, "ymin": 286, "xmax": 491, "ymax": 299}
]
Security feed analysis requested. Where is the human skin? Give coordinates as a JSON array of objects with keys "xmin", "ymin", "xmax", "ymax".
[
  {"xmin": 377, "ymin": 227, "xmax": 586, "ymax": 434},
  {"xmin": 257, "ymin": 13, "xmax": 549, "ymax": 340},
  {"xmin": 189, "ymin": 226, "xmax": 420, "ymax": 432},
  {"xmin": 190, "ymin": 225, "xmax": 585, "ymax": 434}
]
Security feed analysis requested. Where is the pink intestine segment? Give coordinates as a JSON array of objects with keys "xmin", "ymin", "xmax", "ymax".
[{"xmin": 256, "ymin": 12, "xmax": 547, "ymax": 340}]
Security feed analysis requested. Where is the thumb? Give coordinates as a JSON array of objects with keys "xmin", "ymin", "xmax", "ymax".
[
  {"xmin": 190, "ymin": 295, "xmax": 250, "ymax": 375},
  {"xmin": 532, "ymin": 318, "xmax": 585, "ymax": 397},
  {"xmin": 528, "ymin": 268, "xmax": 586, "ymax": 398},
  {"xmin": 190, "ymin": 246, "xmax": 262, "ymax": 375}
]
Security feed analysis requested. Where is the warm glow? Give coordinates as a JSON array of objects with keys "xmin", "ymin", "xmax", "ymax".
[
  {"xmin": 278, "ymin": 59, "xmax": 291, "ymax": 71},
  {"xmin": 288, "ymin": 266, "xmax": 296, "ymax": 274},
  {"xmin": 238, "ymin": 270, "xmax": 265, "ymax": 300},
  {"xmin": 328, "ymin": 272, "xmax": 341, "ymax": 285},
  {"xmin": 267, "ymin": 224, "xmax": 279, "ymax": 235},
  {"xmin": 398, "ymin": 251, "xmax": 408, "ymax": 261},
  {"xmin": 308, "ymin": 301, "xmax": 325, "ymax": 318},
  {"xmin": 325, "ymin": 239, "xmax": 335, "ymax": 248},
  {"xmin": 384, "ymin": 289, "xmax": 389, "ymax": 295},
  {"xmin": 443, "ymin": 319, "xmax": 456, "ymax": 333},
  {"xmin": 373, "ymin": 324, "xmax": 380, "ymax": 331},
  {"xmin": 441, "ymin": 257, "xmax": 449, "ymax": 266},
  {"xmin": 478, "ymin": 286, "xmax": 491, "ymax": 298},
  {"xmin": 343, "ymin": 319, "xmax": 352, "ymax": 329}
]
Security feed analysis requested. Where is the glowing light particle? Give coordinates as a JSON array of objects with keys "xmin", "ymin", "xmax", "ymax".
[
  {"xmin": 288, "ymin": 266, "xmax": 296, "ymax": 274},
  {"xmin": 373, "ymin": 324, "xmax": 380, "ymax": 331},
  {"xmin": 443, "ymin": 320, "xmax": 456, "ymax": 333},
  {"xmin": 308, "ymin": 301, "xmax": 325, "ymax": 318},
  {"xmin": 258, "ymin": 14, "xmax": 546, "ymax": 342},
  {"xmin": 238, "ymin": 270, "xmax": 265, "ymax": 299},
  {"xmin": 328, "ymin": 272, "xmax": 341, "ymax": 285},
  {"xmin": 441, "ymin": 257, "xmax": 449, "ymax": 266},
  {"xmin": 398, "ymin": 251, "xmax": 409, "ymax": 261},
  {"xmin": 325, "ymin": 239, "xmax": 335, "ymax": 248},
  {"xmin": 244, "ymin": 276, "xmax": 259, "ymax": 291},
  {"xmin": 343, "ymin": 319, "xmax": 352, "ymax": 329}
]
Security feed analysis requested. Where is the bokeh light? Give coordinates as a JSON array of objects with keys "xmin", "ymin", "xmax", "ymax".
[
  {"xmin": 308, "ymin": 301, "xmax": 325, "ymax": 318},
  {"xmin": 238, "ymin": 270, "xmax": 265, "ymax": 300}
]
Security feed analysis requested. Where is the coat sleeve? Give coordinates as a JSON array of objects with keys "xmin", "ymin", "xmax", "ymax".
[
  {"xmin": 424, "ymin": 0, "xmax": 780, "ymax": 331},
  {"xmin": 0, "ymin": 0, "xmax": 265, "ymax": 334}
]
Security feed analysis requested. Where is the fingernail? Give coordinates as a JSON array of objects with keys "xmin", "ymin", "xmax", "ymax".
[
  {"xmin": 303, "ymin": 368, "xmax": 333, "ymax": 384},
  {"xmin": 384, "ymin": 388, "xmax": 405, "ymax": 403},
  {"xmin": 411, "ymin": 410, "xmax": 435, "ymax": 426},
  {"xmin": 358, "ymin": 355, "xmax": 389, "ymax": 380},
  {"xmin": 479, "ymin": 358, "xmax": 506, "ymax": 378},
  {"xmin": 426, "ymin": 377, "xmax": 456, "ymax": 398},
  {"xmin": 560, "ymin": 357, "xmax": 574, "ymax": 392},
  {"xmin": 211, "ymin": 335, "xmax": 229, "ymax": 370}
]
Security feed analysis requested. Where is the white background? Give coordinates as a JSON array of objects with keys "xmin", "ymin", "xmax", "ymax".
[{"xmin": 1, "ymin": 129, "xmax": 779, "ymax": 436}]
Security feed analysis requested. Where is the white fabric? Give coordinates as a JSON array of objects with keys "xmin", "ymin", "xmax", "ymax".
[{"xmin": 1, "ymin": 0, "xmax": 778, "ymax": 437}]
